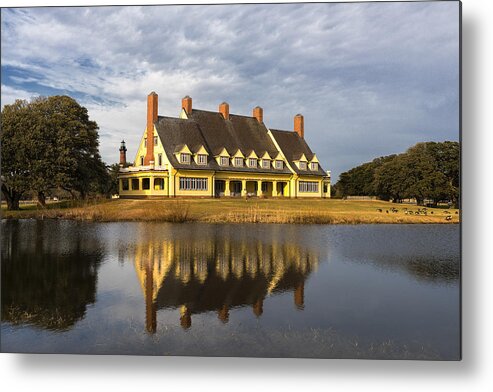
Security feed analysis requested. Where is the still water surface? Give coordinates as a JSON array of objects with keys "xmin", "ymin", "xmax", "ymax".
[{"xmin": 1, "ymin": 220, "xmax": 460, "ymax": 359}]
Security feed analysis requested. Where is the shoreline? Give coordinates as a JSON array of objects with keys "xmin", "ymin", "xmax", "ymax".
[{"xmin": 1, "ymin": 199, "xmax": 460, "ymax": 225}]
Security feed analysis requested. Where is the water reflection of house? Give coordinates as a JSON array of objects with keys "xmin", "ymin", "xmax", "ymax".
[{"xmin": 130, "ymin": 233, "xmax": 321, "ymax": 333}]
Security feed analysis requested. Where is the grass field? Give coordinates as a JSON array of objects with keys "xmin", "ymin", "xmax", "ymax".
[{"xmin": 1, "ymin": 198, "xmax": 460, "ymax": 224}]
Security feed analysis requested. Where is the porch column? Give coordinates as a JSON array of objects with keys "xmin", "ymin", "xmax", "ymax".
[
  {"xmin": 257, "ymin": 180, "xmax": 262, "ymax": 197},
  {"xmin": 224, "ymin": 180, "xmax": 230, "ymax": 196},
  {"xmin": 272, "ymin": 181, "xmax": 278, "ymax": 197},
  {"xmin": 241, "ymin": 180, "xmax": 247, "ymax": 197}
]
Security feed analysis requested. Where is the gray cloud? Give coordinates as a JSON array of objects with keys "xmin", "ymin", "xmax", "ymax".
[{"xmin": 1, "ymin": 2, "xmax": 459, "ymax": 179}]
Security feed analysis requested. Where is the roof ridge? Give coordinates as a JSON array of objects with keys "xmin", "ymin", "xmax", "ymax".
[
  {"xmin": 192, "ymin": 108, "xmax": 256, "ymax": 119},
  {"xmin": 270, "ymin": 128, "xmax": 297, "ymax": 135}
]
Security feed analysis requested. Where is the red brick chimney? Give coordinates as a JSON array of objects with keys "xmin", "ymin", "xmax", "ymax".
[
  {"xmin": 219, "ymin": 102, "xmax": 229, "ymax": 120},
  {"xmin": 144, "ymin": 92, "xmax": 158, "ymax": 165},
  {"xmin": 119, "ymin": 140, "xmax": 127, "ymax": 167},
  {"xmin": 253, "ymin": 106, "xmax": 263, "ymax": 123},
  {"xmin": 182, "ymin": 95, "xmax": 192, "ymax": 115},
  {"xmin": 294, "ymin": 114, "xmax": 304, "ymax": 139}
]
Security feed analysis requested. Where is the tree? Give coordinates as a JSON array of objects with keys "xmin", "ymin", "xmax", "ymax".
[
  {"xmin": 1, "ymin": 96, "xmax": 110, "ymax": 210},
  {"xmin": 335, "ymin": 155, "xmax": 396, "ymax": 198},
  {"xmin": 335, "ymin": 141, "xmax": 460, "ymax": 206},
  {"xmin": 1, "ymin": 100, "xmax": 34, "ymax": 210}
]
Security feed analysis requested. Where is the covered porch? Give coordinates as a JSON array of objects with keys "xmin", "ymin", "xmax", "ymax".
[{"xmin": 214, "ymin": 179, "xmax": 288, "ymax": 198}]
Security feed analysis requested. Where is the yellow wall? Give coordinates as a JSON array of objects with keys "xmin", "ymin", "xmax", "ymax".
[
  {"xmin": 133, "ymin": 126, "xmax": 169, "ymax": 167},
  {"xmin": 119, "ymin": 171, "xmax": 169, "ymax": 197},
  {"xmin": 174, "ymin": 169, "xmax": 215, "ymax": 197},
  {"xmin": 120, "ymin": 169, "xmax": 330, "ymax": 199},
  {"xmin": 296, "ymin": 176, "xmax": 324, "ymax": 198}
]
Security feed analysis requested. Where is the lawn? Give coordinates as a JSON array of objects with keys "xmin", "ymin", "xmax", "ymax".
[{"xmin": 1, "ymin": 198, "xmax": 460, "ymax": 224}]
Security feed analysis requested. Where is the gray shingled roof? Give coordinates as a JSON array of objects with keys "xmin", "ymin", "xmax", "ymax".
[
  {"xmin": 188, "ymin": 110, "xmax": 280, "ymax": 158},
  {"xmin": 154, "ymin": 114, "xmax": 292, "ymax": 174},
  {"xmin": 269, "ymin": 129, "xmax": 326, "ymax": 176}
]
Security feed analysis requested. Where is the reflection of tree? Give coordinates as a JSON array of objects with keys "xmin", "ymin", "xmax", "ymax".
[
  {"xmin": 406, "ymin": 258, "xmax": 459, "ymax": 283},
  {"xmin": 350, "ymin": 255, "xmax": 459, "ymax": 284},
  {"xmin": 1, "ymin": 221, "xmax": 103, "ymax": 331},
  {"xmin": 129, "ymin": 227, "xmax": 323, "ymax": 333}
]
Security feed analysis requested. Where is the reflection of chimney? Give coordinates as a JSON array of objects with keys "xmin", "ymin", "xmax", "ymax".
[
  {"xmin": 253, "ymin": 106, "xmax": 263, "ymax": 123},
  {"xmin": 219, "ymin": 102, "xmax": 229, "ymax": 120},
  {"xmin": 182, "ymin": 95, "xmax": 192, "ymax": 115},
  {"xmin": 218, "ymin": 304, "xmax": 229, "ymax": 323},
  {"xmin": 180, "ymin": 305, "xmax": 192, "ymax": 329},
  {"xmin": 253, "ymin": 298, "xmax": 263, "ymax": 317},
  {"xmin": 145, "ymin": 264, "xmax": 157, "ymax": 334},
  {"xmin": 144, "ymin": 92, "xmax": 158, "ymax": 165},
  {"xmin": 294, "ymin": 114, "xmax": 304, "ymax": 139},
  {"xmin": 294, "ymin": 281, "xmax": 305, "ymax": 310}
]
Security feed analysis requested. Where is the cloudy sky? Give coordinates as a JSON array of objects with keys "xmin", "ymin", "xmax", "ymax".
[{"xmin": 1, "ymin": 1, "xmax": 460, "ymax": 180}]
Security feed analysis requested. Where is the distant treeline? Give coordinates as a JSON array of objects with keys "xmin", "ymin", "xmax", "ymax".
[{"xmin": 333, "ymin": 141, "xmax": 460, "ymax": 207}]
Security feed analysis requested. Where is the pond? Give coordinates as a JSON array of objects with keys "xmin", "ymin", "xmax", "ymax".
[{"xmin": 0, "ymin": 220, "xmax": 460, "ymax": 359}]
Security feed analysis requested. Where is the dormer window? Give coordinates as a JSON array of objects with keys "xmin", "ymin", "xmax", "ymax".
[
  {"xmin": 275, "ymin": 160, "xmax": 283, "ymax": 170},
  {"xmin": 220, "ymin": 156, "xmax": 229, "ymax": 166},
  {"xmin": 262, "ymin": 159, "xmax": 270, "ymax": 169},
  {"xmin": 197, "ymin": 154, "xmax": 207, "ymax": 165},
  {"xmin": 234, "ymin": 157, "xmax": 243, "ymax": 167},
  {"xmin": 310, "ymin": 162, "xmax": 318, "ymax": 171},
  {"xmin": 180, "ymin": 153, "xmax": 191, "ymax": 164},
  {"xmin": 248, "ymin": 158, "xmax": 257, "ymax": 168},
  {"xmin": 299, "ymin": 161, "xmax": 307, "ymax": 170}
]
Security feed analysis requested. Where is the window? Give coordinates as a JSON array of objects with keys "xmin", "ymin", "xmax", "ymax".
[
  {"xmin": 299, "ymin": 181, "xmax": 319, "ymax": 193},
  {"xmin": 131, "ymin": 178, "xmax": 140, "ymax": 190},
  {"xmin": 220, "ymin": 156, "xmax": 229, "ymax": 166},
  {"xmin": 197, "ymin": 154, "xmax": 207, "ymax": 165},
  {"xmin": 158, "ymin": 154, "xmax": 163, "ymax": 166},
  {"xmin": 180, "ymin": 153, "xmax": 191, "ymax": 164},
  {"xmin": 299, "ymin": 161, "xmax": 307, "ymax": 170},
  {"xmin": 154, "ymin": 136, "xmax": 158, "ymax": 146},
  {"xmin": 142, "ymin": 178, "xmax": 150, "ymax": 190},
  {"xmin": 323, "ymin": 183, "xmax": 328, "ymax": 193},
  {"xmin": 310, "ymin": 162, "xmax": 318, "ymax": 171},
  {"xmin": 275, "ymin": 160, "xmax": 283, "ymax": 169},
  {"xmin": 179, "ymin": 177, "xmax": 208, "ymax": 191},
  {"xmin": 140, "ymin": 156, "xmax": 144, "ymax": 166},
  {"xmin": 121, "ymin": 179, "xmax": 129, "ymax": 191},
  {"xmin": 248, "ymin": 158, "xmax": 257, "ymax": 168},
  {"xmin": 144, "ymin": 138, "xmax": 147, "ymax": 147},
  {"xmin": 154, "ymin": 178, "xmax": 165, "ymax": 190},
  {"xmin": 262, "ymin": 159, "xmax": 270, "ymax": 169},
  {"xmin": 234, "ymin": 157, "xmax": 243, "ymax": 167}
]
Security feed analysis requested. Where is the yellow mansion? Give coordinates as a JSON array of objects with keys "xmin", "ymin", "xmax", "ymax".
[{"xmin": 118, "ymin": 92, "xmax": 330, "ymax": 198}]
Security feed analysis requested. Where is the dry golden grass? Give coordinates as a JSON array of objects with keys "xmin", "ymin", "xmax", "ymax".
[{"xmin": 2, "ymin": 198, "xmax": 460, "ymax": 224}]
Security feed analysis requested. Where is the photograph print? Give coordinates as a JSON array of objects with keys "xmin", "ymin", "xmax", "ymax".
[{"xmin": 1, "ymin": 1, "xmax": 461, "ymax": 359}]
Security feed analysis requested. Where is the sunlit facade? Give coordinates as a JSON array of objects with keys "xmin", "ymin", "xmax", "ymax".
[{"xmin": 118, "ymin": 92, "xmax": 331, "ymax": 198}]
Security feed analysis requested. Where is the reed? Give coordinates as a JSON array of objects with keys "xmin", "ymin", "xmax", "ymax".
[{"xmin": 2, "ymin": 198, "xmax": 460, "ymax": 224}]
